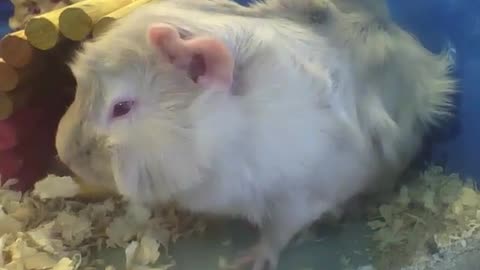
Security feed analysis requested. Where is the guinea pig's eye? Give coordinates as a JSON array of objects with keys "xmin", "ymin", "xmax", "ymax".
[
  {"xmin": 26, "ymin": 3, "xmax": 41, "ymax": 15},
  {"xmin": 112, "ymin": 100, "xmax": 135, "ymax": 119}
]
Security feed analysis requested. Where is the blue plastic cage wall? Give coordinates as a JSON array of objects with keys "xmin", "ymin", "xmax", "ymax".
[
  {"xmin": 0, "ymin": 1, "xmax": 11, "ymax": 37},
  {"xmin": 0, "ymin": 0, "xmax": 478, "ymax": 181}
]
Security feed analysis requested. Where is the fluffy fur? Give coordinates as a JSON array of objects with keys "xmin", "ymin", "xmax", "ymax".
[{"xmin": 55, "ymin": 0, "xmax": 455, "ymax": 269}]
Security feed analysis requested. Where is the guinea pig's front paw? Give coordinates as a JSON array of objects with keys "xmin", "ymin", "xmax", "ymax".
[{"xmin": 231, "ymin": 243, "xmax": 278, "ymax": 270}]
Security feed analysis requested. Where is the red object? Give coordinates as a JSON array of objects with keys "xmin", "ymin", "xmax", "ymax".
[
  {"xmin": 0, "ymin": 107, "xmax": 59, "ymax": 192},
  {"xmin": 0, "ymin": 149, "xmax": 23, "ymax": 180},
  {"xmin": 0, "ymin": 92, "xmax": 74, "ymax": 192},
  {"xmin": 0, "ymin": 65, "xmax": 76, "ymax": 191},
  {"xmin": 0, "ymin": 107, "xmax": 46, "ymax": 151},
  {"xmin": 11, "ymin": 123, "xmax": 56, "ymax": 192}
]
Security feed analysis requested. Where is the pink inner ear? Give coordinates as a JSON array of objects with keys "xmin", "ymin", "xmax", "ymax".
[
  {"xmin": 147, "ymin": 24, "xmax": 234, "ymax": 90},
  {"xmin": 183, "ymin": 37, "xmax": 234, "ymax": 90},
  {"xmin": 147, "ymin": 24, "xmax": 190, "ymax": 65},
  {"xmin": 188, "ymin": 54, "xmax": 207, "ymax": 83}
]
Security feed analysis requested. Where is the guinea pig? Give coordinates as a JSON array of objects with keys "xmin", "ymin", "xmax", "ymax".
[{"xmin": 55, "ymin": 0, "xmax": 455, "ymax": 269}]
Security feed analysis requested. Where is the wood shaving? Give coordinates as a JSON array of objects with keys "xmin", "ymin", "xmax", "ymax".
[
  {"xmin": 32, "ymin": 176, "xmax": 81, "ymax": 200},
  {"xmin": 366, "ymin": 166, "xmax": 480, "ymax": 270},
  {"xmin": 0, "ymin": 174, "xmax": 207, "ymax": 270},
  {"xmin": 52, "ymin": 257, "xmax": 77, "ymax": 270},
  {"xmin": 2, "ymin": 165, "xmax": 479, "ymax": 270},
  {"xmin": 0, "ymin": 206, "xmax": 24, "ymax": 235}
]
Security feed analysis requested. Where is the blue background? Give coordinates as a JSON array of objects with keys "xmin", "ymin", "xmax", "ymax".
[
  {"xmin": 0, "ymin": 1, "xmax": 11, "ymax": 37},
  {"xmin": 0, "ymin": 0, "xmax": 478, "ymax": 181}
]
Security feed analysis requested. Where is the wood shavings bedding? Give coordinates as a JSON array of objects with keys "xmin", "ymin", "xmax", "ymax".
[
  {"xmin": 366, "ymin": 166, "xmax": 480, "ymax": 270},
  {"xmin": 1, "ymin": 165, "xmax": 480, "ymax": 270},
  {"xmin": 0, "ymin": 175, "xmax": 206, "ymax": 270}
]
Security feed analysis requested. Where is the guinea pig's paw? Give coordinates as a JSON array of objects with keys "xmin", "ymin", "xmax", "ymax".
[{"xmin": 231, "ymin": 243, "xmax": 278, "ymax": 270}]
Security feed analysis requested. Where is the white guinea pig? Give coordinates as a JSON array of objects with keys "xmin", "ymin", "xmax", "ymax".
[{"xmin": 55, "ymin": 0, "xmax": 454, "ymax": 269}]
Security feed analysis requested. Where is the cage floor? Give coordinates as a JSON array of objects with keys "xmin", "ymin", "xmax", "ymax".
[
  {"xmin": 96, "ymin": 220, "xmax": 374, "ymax": 270},
  {"xmin": 94, "ymin": 218, "xmax": 480, "ymax": 270}
]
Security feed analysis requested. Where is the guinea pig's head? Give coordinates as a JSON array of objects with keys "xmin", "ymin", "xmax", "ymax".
[{"xmin": 56, "ymin": 22, "xmax": 235, "ymax": 205}]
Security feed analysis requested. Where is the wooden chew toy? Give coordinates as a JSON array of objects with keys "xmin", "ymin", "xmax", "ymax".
[
  {"xmin": 0, "ymin": 86, "xmax": 34, "ymax": 121},
  {"xmin": 0, "ymin": 93, "xmax": 14, "ymax": 121},
  {"xmin": 11, "ymin": 0, "xmax": 152, "ymax": 50},
  {"xmin": 0, "ymin": 59, "xmax": 19, "ymax": 92},
  {"xmin": 59, "ymin": 0, "xmax": 142, "ymax": 41},
  {"xmin": 0, "ymin": 31, "xmax": 34, "ymax": 68},
  {"xmin": 24, "ymin": 5, "xmax": 72, "ymax": 51},
  {"xmin": 92, "ymin": 0, "xmax": 152, "ymax": 38},
  {"xmin": 0, "ymin": 51, "xmax": 50, "ymax": 97}
]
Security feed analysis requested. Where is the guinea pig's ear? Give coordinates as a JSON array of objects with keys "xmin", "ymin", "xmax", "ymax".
[{"xmin": 147, "ymin": 23, "xmax": 234, "ymax": 91}]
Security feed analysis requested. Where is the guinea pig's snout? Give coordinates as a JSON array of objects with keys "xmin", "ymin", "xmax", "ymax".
[
  {"xmin": 55, "ymin": 132, "xmax": 71, "ymax": 167},
  {"xmin": 55, "ymin": 137, "xmax": 76, "ymax": 167},
  {"xmin": 55, "ymin": 114, "xmax": 93, "ymax": 168},
  {"xmin": 56, "ymin": 135, "xmax": 93, "ymax": 167}
]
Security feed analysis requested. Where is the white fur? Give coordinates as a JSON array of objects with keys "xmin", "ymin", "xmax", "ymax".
[{"xmin": 56, "ymin": 1, "xmax": 454, "ymax": 269}]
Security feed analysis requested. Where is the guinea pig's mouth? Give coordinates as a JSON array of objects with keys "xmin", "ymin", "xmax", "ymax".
[
  {"xmin": 51, "ymin": 156, "xmax": 88, "ymax": 182},
  {"xmin": 53, "ymin": 155, "xmax": 117, "ymax": 193}
]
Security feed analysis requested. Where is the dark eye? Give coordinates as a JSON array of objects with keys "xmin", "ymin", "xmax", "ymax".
[
  {"xmin": 27, "ymin": 4, "xmax": 41, "ymax": 15},
  {"xmin": 112, "ymin": 100, "xmax": 135, "ymax": 118}
]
